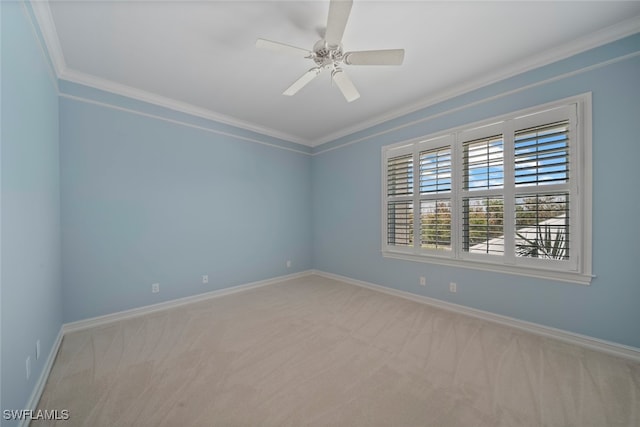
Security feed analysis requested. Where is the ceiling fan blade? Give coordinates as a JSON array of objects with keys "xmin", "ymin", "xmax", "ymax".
[
  {"xmin": 332, "ymin": 69, "xmax": 360, "ymax": 102},
  {"xmin": 256, "ymin": 38, "xmax": 312, "ymax": 57},
  {"xmin": 283, "ymin": 68, "xmax": 322, "ymax": 96},
  {"xmin": 344, "ymin": 49, "xmax": 405, "ymax": 65},
  {"xmin": 324, "ymin": 0, "xmax": 353, "ymax": 47}
]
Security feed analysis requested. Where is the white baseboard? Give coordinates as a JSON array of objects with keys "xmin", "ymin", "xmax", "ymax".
[
  {"xmin": 19, "ymin": 327, "xmax": 64, "ymax": 427},
  {"xmin": 17, "ymin": 268, "xmax": 639, "ymax": 423},
  {"xmin": 63, "ymin": 270, "xmax": 313, "ymax": 334},
  {"xmin": 311, "ymin": 270, "xmax": 640, "ymax": 362},
  {"xmin": 19, "ymin": 270, "xmax": 311, "ymax": 425}
]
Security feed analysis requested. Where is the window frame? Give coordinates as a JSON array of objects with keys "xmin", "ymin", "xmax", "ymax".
[{"xmin": 381, "ymin": 93, "xmax": 592, "ymax": 285}]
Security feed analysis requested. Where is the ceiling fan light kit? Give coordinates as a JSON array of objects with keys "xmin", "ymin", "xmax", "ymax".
[{"xmin": 256, "ymin": 0, "xmax": 405, "ymax": 102}]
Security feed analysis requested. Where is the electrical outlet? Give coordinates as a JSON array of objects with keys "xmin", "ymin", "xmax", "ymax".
[
  {"xmin": 449, "ymin": 282, "xmax": 457, "ymax": 293},
  {"xmin": 202, "ymin": 275, "xmax": 208, "ymax": 284},
  {"xmin": 286, "ymin": 260, "xmax": 292, "ymax": 268},
  {"xmin": 419, "ymin": 276, "xmax": 426, "ymax": 286},
  {"xmin": 26, "ymin": 356, "xmax": 31, "ymax": 380},
  {"xmin": 152, "ymin": 283, "xmax": 160, "ymax": 293},
  {"xmin": 36, "ymin": 340, "xmax": 41, "ymax": 360}
]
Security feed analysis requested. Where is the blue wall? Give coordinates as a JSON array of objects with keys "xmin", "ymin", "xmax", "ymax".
[
  {"xmin": 2, "ymin": 3, "xmax": 639, "ymax": 419},
  {"xmin": 312, "ymin": 34, "xmax": 640, "ymax": 349},
  {"xmin": 60, "ymin": 96, "xmax": 312, "ymax": 322},
  {"xmin": 1, "ymin": 1, "xmax": 62, "ymax": 422}
]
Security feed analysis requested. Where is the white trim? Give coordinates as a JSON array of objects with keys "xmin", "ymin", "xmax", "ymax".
[
  {"xmin": 18, "ymin": 271, "xmax": 312, "ymax": 423},
  {"xmin": 19, "ymin": 328, "xmax": 64, "ymax": 427},
  {"xmin": 63, "ymin": 270, "xmax": 313, "ymax": 333},
  {"xmin": 16, "ymin": 269, "xmax": 640, "ymax": 422},
  {"xmin": 30, "ymin": 1, "xmax": 311, "ymax": 147},
  {"xmin": 29, "ymin": 0, "xmax": 66, "ymax": 79},
  {"xmin": 578, "ymin": 95, "xmax": 594, "ymax": 279},
  {"xmin": 382, "ymin": 251, "xmax": 593, "ymax": 285},
  {"xmin": 312, "ymin": 270, "xmax": 640, "ymax": 362},
  {"xmin": 21, "ymin": 1, "xmax": 59, "ymax": 92},
  {"xmin": 312, "ymin": 50, "xmax": 640, "ymax": 156},
  {"xmin": 59, "ymin": 93, "xmax": 311, "ymax": 156},
  {"xmin": 382, "ymin": 94, "xmax": 593, "ymax": 284},
  {"xmin": 59, "ymin": 68, "xmax": 311, "ymax": 147},
  {"xmin": 28, "ymin": 0, "xmax": 640, "ymax": 148},
  {"xmin": 311, "ymin": 15, "xmax": 640, "ymax": 147}
]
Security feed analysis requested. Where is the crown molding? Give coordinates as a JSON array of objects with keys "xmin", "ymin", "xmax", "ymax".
[
  {"xmin": 59, "ymin": 68, "xmax": 312, "ymax": 147},
  {"xmin": 28, "ymin": 1, "xmax": 639, "ymax": 149},
  {"xmin": 310, "ymin": 15, "xmax": 640, "ymax": 147},
  {"xmin": 29, "ymin": 0, "xmax": 67, "ymax": 77},
  {"xmin": 27, "ymin": 0, "xmax": 312, "ymax": 148},
  {"xmin": 59, "ymin": 92, "xmax": 312, "ymax": 155}
]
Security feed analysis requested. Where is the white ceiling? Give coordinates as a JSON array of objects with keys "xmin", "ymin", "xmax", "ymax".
[{"xmin": 38, "ymin": 1, "xmax": 640, "ymax": 146}]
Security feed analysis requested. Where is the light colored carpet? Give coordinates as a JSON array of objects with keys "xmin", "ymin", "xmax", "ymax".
[{"xmin": 34, "ymin": 275, "xmax": 640, "ymax": 426}]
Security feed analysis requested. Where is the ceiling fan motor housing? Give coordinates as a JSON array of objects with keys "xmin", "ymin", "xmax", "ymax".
[{"xmin": 313, "ymin": 40, "xmax": 344, "ymax": 68}]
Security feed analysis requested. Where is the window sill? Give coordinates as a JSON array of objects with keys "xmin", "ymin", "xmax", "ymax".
[{"xmin": 382, "ymin": 250, "xmax": 593, "ymax": 285}]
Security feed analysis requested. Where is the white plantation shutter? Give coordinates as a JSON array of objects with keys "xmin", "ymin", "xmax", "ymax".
[
  {"xmin": 514, "ymin": 121, "xmax": 569, "ymax": 187},
  {"xmin": 387, "ymin": 201, "xmax": 413, "ymax": 246},
  {"xmin": 387, "ymin": 153, "xmax": 413, "ymax": 197},
  {"xmin": 386, "ymin": 152, "xmax": 413, "ymax": 247},
  {"xmin": 463, "ymin": 196, "xmax": 505, "ymax": 255},
  {"xmin": 420, "ymin": 200, "xmax": 451, "ymax": 250},
  {"xmin": 419, "ymin": 148, "xmax": 452, "ymax": 193},
  {"xmin": 461, "ymin": 135, "xmax": 505, "ymax": 257},
  {"xmin": 515, "ymin": 194, "xmax": 569, "ymax": 260},
  {"xmin": 419, "ymin": 146, "xmax": 452, "ymax": 251},
  {"xmin": 512, "ymin": 119, "xmax": 572, "ymax": 263},
  {"xmin": 382, "ymin": 95, "xmax": 590, "ymax": 283},
  {"xmin": 463, "ymin": 135, "xmax": 504, "ymax": 191}
]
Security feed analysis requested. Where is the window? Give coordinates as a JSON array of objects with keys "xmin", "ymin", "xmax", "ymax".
[{"xmin": 382, "ymin": 94, "xmax": 592, "ymax": 284}]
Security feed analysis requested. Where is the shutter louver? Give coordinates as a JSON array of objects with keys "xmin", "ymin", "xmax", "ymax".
[
  {"xmin": 463, "ymin": 197, "xmax": 504, "ymax": 255},
  {"xmin": 382, "ymin": 98, "xmax": 587, "ymax": 281},
  {"xmin": 386, "ymin": 153, "xmax": 414, "ymax": 247},
  {"xmin": 387, "ymin": 201, "xmax": 413, "ymax": 246},
  {"xmin": 418, "ymin": 146, "xmax": 452, "ymax": 251},
  {"xmin": 387, "ymin": 154, "xmax": 413, "ymax": 196},
  {"xmin": 419, "ymin": 148, "xmax": 451, "ymax": 194},
  {"xmin": 420, "ymin": 200, "xmax": 451, "ymax": 250},
  {"xmin": 514, "ymin": 120, "xmax": 571, "ymax": 261},
  {"xmin": 515, "ymin": 193, "xmax": 569, "ymax": 260},
  {"xmin": 461, "ymin": 136, "xmax": 504, "ymax": 256},
  {"xmin": 515, "ymin": 121, "xmax": 569, "ymax": 187},
  {"xmin": 463, "ymin": 136, "xmax": 504, "ymax": 190}
]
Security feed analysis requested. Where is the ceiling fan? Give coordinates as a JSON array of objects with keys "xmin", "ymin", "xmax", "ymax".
[{"xmin": 256, "ymin": 0, "xmax": 405, "ymax": 102}]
